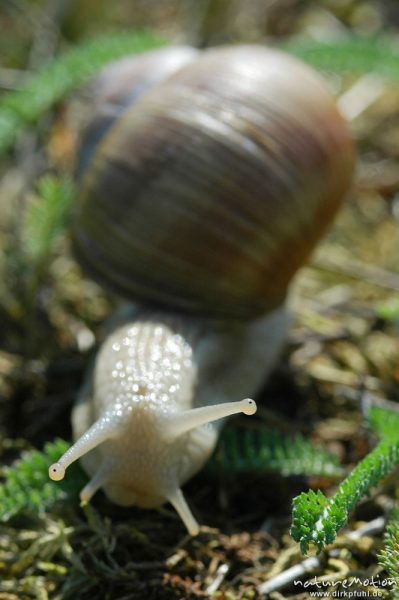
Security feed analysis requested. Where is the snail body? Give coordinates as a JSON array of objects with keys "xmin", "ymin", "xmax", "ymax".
[
  {"xmin": 62, "ymin": 307, "xmax": 287, "ymax": 534},
  {"xmin": 49, "ymin": 45, "xmax": 354, "ymax": 534}
]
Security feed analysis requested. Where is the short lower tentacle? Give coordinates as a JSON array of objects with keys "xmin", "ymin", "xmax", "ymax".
[
  {"xmin": 80, "ymin": 462, "xmax": 112, "ymax": 502},
  {"xmin": 167, "ymin": 488, "xmax": 199, "ymax": 536}
]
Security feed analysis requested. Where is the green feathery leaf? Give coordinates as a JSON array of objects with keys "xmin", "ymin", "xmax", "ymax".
[
  {"xmin": 378, "ymin": 511, "xmax": 399, "ymax": 596},
  {"xmin": 290, "ymin": 489, "xmax": 329, "ymax": 555},
  {"xmin": 209, "ymin": 428, "xmax": 343, "ymax": 478},
  {"xmin": 0, "ymin": 439, "xmax": 87, "ymax": 522},
  {"xmin": 291, "ymin": 438, "xmax": 399, "ymax": 553},
  {"xmin": 25, "ymin": 175, "xmax": 74, "ymax": 262},
  {"xmin": 291, "ymin": 403, "xmax": 399, "ymax": 554},
  {"xmin": 284, "ymin": 36, "xmax": 399, "ymax": 80},
  {"xmin": 0, "ymin": 30, "xmax": 165, "ymax": 154}
]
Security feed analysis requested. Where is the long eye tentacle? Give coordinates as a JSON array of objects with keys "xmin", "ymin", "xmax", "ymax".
[
  {"xmin": 48, "ymin": 411, "xmax": 125, "ymax": 481},
  {"xmin": 162, "ymin": 398, "xmax": 257, "ymax": 439}
]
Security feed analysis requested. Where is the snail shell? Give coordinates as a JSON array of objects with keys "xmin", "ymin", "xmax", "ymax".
[
  {"xmin": 72, "ymin": 45, "xmax": 354, "ymax": 319},
  {"xmin": 77, "ymin": 46, "xmax": 199, "ymax": 179}
]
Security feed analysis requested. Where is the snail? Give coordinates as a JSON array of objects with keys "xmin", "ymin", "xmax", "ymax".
[{"xmin": 49, "ymin": 45, "xmax": 354, "ymax": 535}]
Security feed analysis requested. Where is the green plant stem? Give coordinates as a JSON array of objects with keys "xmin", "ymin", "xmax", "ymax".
[{"xmin": 284, "ymin": 36, "xmax": 399, "ymax": 80}]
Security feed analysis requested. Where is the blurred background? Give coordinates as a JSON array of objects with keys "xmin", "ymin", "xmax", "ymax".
[
  {"xmin": 1, "ymin": 2, "xmax": 399, "ymax": 599},
  {"xmin": 1, "ymin": 0, "xmax": 399, "ymax": 68}
]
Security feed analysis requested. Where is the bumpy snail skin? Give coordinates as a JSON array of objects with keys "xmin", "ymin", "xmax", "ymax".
[{"xmin": 49, "ymin": 307, "xmax": 287, "ymax": 534}]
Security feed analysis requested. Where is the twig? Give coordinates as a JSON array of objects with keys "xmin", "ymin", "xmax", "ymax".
[
  {"xmin": 338, "ymin": 73, "xmax": 386, "ymax": 121},
  {"xmin": 258, "ymin": 555, "xmax": 321, "ymax": 596},
  {"xmin": 361, "ymin": 392, "xmax": 399, "ymax": 417},
  {"xmin": 27, "ymin": 0, "xmax": 70, "ymax": 69},
  {"xmin": 306, "ymin": 362, "xmax": 380, "ymax": 391},
  {"xmin": 257, "ymin": 517, "xmax": 385, "ymax": 596},
  {"xmin": 206, "ymin": 563, "xmax": 230, "ymax": 595},
  {"xmin": 313, "ymin": 253, "xmax": 399, "ymax": 293},
  {"xmin": 179, "ymin": 0, "xmax": 235, "ymax": 46}
]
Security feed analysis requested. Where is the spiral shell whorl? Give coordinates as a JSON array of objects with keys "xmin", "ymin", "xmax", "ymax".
[
  {"xmin": 77, "ymin": 46, "xmax": 198, "ymax": 179},
  {"xmin": 73, "ymin": 45, "xmax": 354, "ymax": 319}
]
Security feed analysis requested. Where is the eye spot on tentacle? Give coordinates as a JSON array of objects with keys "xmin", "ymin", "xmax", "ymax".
[
  {"xmin": 49, "ymin": 462, "xmax": 65, "ymax": 481},
  {"xmin": 242, "ymin": 398, "xmax": 257, "ymax": 416}
]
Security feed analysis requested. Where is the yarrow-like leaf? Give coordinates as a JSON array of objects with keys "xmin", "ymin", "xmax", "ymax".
[
  {"xmin": 209, "ymin": 428, "xmax": 343, "ymax": 479},
  {"xmin": 0, "ymin": 439, "xmax": 87, "ymax": 522},
  {"xmin": 378, "ymin": 511, "xmax": 399, "ymax": 597},
  {"xmin": 285, "ymin": 36, "xmax": 399, "ymax": 80},
  {"xmin": 25, "ymin": 176, "xmax": 74, "ymax": 262},
  {"xmin": 291, "ymin": 403, "xmax": 399, "ymax": 554}
]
